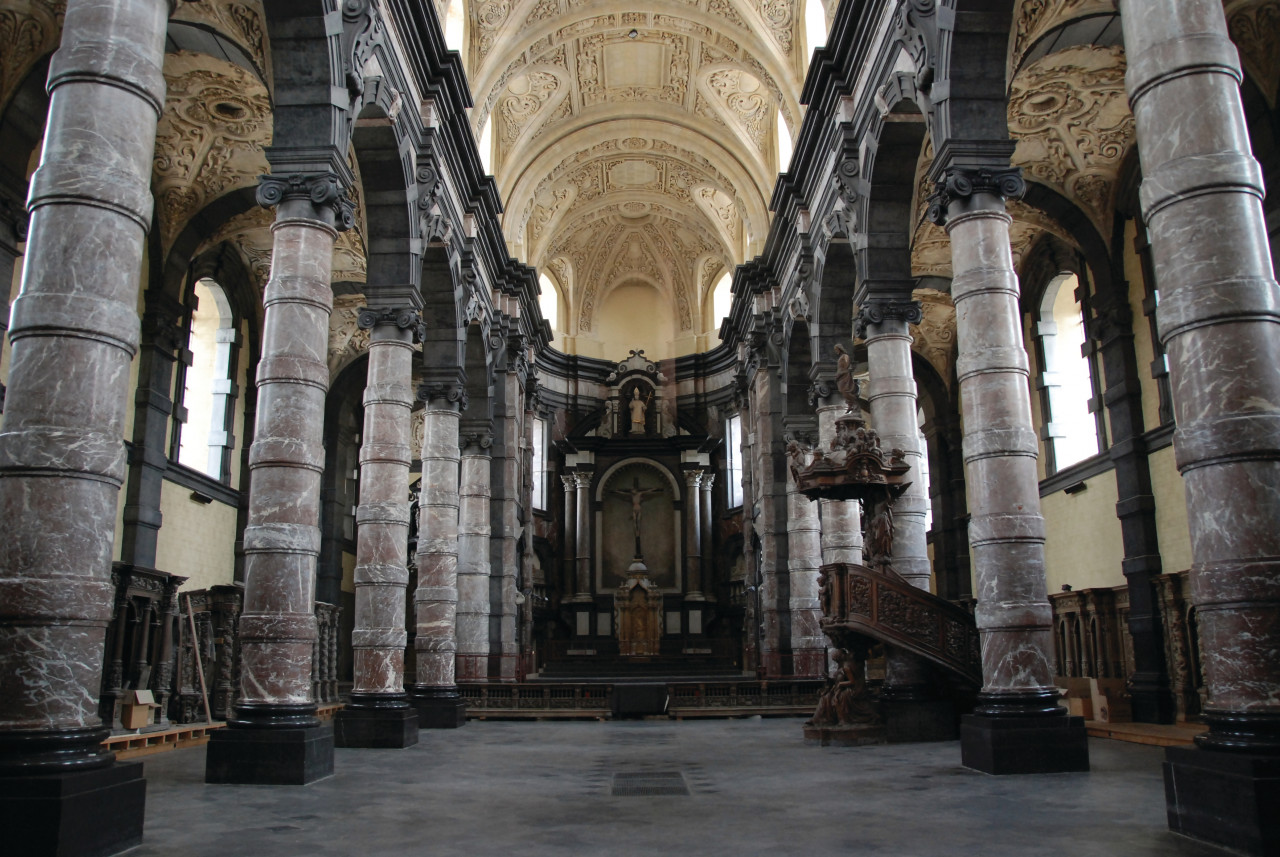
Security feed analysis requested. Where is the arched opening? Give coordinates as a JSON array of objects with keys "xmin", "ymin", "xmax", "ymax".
[
  {"xmin": 1037, "ymin": 272, "xmax": 1102, "ymax": 471},
  {"xmin": 538, "ymin": 271, "xmax": 561, "ymax": 334},
  {"xmin": 176, "ymin": 278, "xmax": 237, "ymax": 480},
  {"xmin": 711, "ymin": 270, "xmax": 733, "ymax": 333}
]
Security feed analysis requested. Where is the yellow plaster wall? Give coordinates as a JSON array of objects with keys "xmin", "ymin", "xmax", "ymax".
[
  {"xmin": 342, "ymin": 551, "xmax": 357, "ymax": 594},
  {"xmin": 1041, "ymin": 469, "xmax": 1126, "ymax": 592},
  {"xmin": 154, "ymin": 479, "xmax": 238, "ymax": 590},
  {"xmin": 1149, "ymin": 444, "xmax": 1193, "ymax": 574}
]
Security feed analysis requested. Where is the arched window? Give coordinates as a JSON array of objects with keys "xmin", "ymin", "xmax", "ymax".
[
  {"xmin": 1035, "ymin": 272, "xmax": 1104, "ymax": 472},
  {"xmin": 538, "ymin": 272, "xmax": 560, "ymax": 334},
  {"xmin": 176, "ymin": 278, "xmax": 237, "ymax": 480},
  {"xmin": 776, "ymin": 110, "xmax": 793, "ymax": 174},
  {"xmin": 531, "ymin": 416, "xmax": 549, "ymax": 511},
  {"xmin": 804, "ymin": 0, "xmax": 829, "ymax": 61},
  {"xmin": 917, "ymin": 408, "xmax": 932, "ymax": 534},
  {"xmin": 725, "ymin": 413, "xmax": 744, "ymax": 508},
  {"xmin": 711, "ymin": 271, "xmax": 733, "ymax": 331}
]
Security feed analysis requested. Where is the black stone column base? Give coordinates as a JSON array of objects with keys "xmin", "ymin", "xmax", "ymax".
[
  {"xmin": 205, "ymin": 722, "xmax": 335, "ymax": 784},
  {"xmin": 961, "ymin": 713, "xmax": 1090, "ymax": 774},
  {"xmin": 334, "ymin": 706, "xmax": 419, "ymax": 748},
  {"xmin": 0, "ymin": 761, "xmax": 145, "ymax": 857},
  {"xmin": 410, "ymin": 689, "xmax": 467, "ymax": 729},
  {"xmin": 882, "ymin": 697, "xmax": 959, "ymax": 743},
  {"xmin": 1164, "ymin": 746, "xmax": 1280, "ymax": 856}
]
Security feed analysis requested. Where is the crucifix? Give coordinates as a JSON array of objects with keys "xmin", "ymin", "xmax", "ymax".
[{"xmin": 610, "ymin": 477, "xmax": 664, "ymax": 559}]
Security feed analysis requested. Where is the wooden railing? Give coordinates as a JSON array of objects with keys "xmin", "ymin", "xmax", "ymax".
[{"xmin": 820, "ymin": 562, "xmax": 982, "ymax": 686}]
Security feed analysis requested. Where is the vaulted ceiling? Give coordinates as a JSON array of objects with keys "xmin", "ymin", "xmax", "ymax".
[{"xmin": 451, "ymin": 0, "xmax": 817, "ymax": 359}]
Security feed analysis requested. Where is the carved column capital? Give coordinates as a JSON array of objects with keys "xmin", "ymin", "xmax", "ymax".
[
  {"xmin": 571, "ymin": 471, "xmax": 593, "ymax": 490},
  {"xmin": 417, "ymin": 380, "xmax": 468, "ymax": 412},
  {"xmin": 256, "ymin": 173, "xmax": 356, "ymax": 231},
  {"xmin": 684, "ymin": 470, "xmax": 704, "ymax": 489},
  {"xmin": 700, "ymin": 472, "xmax": 716, "ymax": 491},
  {"xmin": 357, "ymin": 306, "xmax": 426, "ymax": 342},
  {"xmin": 855, "ymin": 297, "xmax": 924, "ymax": 339},
  {"xmin": 459, "ymin": 427, "xmax": 494, "ymax": 453},
  {"xmin": 926, "ymin": 166, "xmax": 1025, "ymax": 226}
]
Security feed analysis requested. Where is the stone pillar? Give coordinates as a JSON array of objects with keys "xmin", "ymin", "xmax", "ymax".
[
  {"xmin": 786, "ymin": 459, "xmax": 825, "ymax": 678},
  {"xmin": 573, "ymin": 471, "xmax": 593, "ymax": 600},
  {"xmin": 814, "ymin": 391, "xmax": 863, "ymax": 566},
  {"xmin": 684, "ymin": 470, "xmax": 704, "ymax": 599},
  {"xmin": 408, "ymin": 379, "xmax": 467, "ymax": 728},
  {"xmin": 561, "ymin": 474, "xmax": 578, "ymax": 598},
  {"xmin": 861, "ymin": 302, "xmax": 955, "ymax": 738},
  {"xmin": 751, "ymin": 357, "xmax": 789, "ymax": 678},
  {"xmin": 490, "ymin": 358, "xmax": 522, "ymax": 681},
  {"xmin": 334, "ymin": 304, "xmax": 421, "ymax": 749},
  {"xmin": 1121, "ymin": 1, "xmax": 1280, "ymax": 851},
  {"xmin": 206, "ymin": 171, "xmax": 352, "ymax": 785},
  {"xmin": 0, "ymin": 191, "xmax": 25, "ymax": 415},
  {"xmin": 0, "ymin": 1, "xmax": 168, "ymax": 850},
  {"xmin": 699, "ymin": 472, "xmax": 716, "ymax": 600},
  {"xmin": 929, "ymin": 166, "xmax": 1088, "ymax": 774},
  {"xmin": 455, "ymin": 424, "xmax": 492, "ymax": 683}
]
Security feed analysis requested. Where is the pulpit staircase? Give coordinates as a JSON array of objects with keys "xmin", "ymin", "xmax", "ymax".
[{"xmin": 819, "ymin": 562, "xmax": 981, "ymax": 689}]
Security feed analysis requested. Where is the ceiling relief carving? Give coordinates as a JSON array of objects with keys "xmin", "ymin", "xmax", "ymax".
[
  {"xmin": 202, "ymin": 205, "xmax": 275, "ymax": 294},
  {"xmin": 153, "ymin": 51, "xmax": 271, "ymax": 251},
  {"xmin": 910, "ymin": 290, "xmax": 957, "ymax": 388},
  {"xmin": 467, "ymin": 0, "xmax": 803, "ymax": 355},
  {"xmin": 329, "ymin": 294, "xmax": 372, "ymax": 377},
  {"xmin": 1008, "ymin": 0, "xmax": 1113, "ymax": 78},
  {"xmin": 1009, "ymin": 44, "xmax": 1133, "ymax": 238},
  {"xmin": 171, "ymin": 0, "xmax": 271, "ymax": 88},
  {"xmin": 1226, "ymin": 0, "xmax": 1280, "ymax": 106},
  {"xmin": 0, "ymin": 0, "xmax": 64, "ymax": 113}
]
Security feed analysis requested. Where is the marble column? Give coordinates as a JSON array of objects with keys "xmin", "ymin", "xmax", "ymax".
[
  {"xmin": 929, "ymin": 166, "xmax": 1088, "ymax": 774},
  {"xmin": 206, "ymin": 171, "xmax": 352, "ymax": 786},
  {"xmin": 455, "ymin": 425, "xmax": 493, "ymax": 682},
  {"xmin": 684, "ymin": 470, "xmax": 704, "ymax": 599},
  {"xmin": 861, "ymin": 302, "xmax": 953, "ymax": 736},
  {"xmin": 752, "ymin": 361, "xmax": 788, "ymax": 677},
  {"xmin": 814, "ymin": 391, "xmax": 863, "ymax": 566},
  {"xmin": 699, "ymin": 472, "xmax": 716, "ymax": 600},
  {"xmin": 334, "ymin": 304, "xmax": 421, "ymax": 749},
  {"xmin": 0, "ymin": 192, "xmax": 24, "ymax": 414},
  {"xmin": 409, "ymin": 380, "xmax": 467, "ymax": 728},
  {"xmin": 561, "ymin": 474, "xmax": 578, "ymax": 598},
  {"xmin": 786, "ymin": 458, "xmax": 825, "ymax": 678},
  {"xmin": 0, "ymin": 0, "xmax": 168, "ymax": 850},
  {"xmin": 573, "ymin": 471, "xmax": 593, "ymax": 600},
  {"xmin": 491, "ymin": 363, "xmax": 521, "ymax": 681},
  {"xmin": 1121, "ymin": 1, "xmax": 1280, "ymax": 850}
]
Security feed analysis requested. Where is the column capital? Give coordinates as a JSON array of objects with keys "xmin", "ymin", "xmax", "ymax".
[
  {"xmin": 459, "ymin": 426, "xmax": 494, "ymax": 453},
  {"xmin": 417, "ymin": 379, "xmax": 467, "ymax": 412},
  {"xmin": 926, "ymin": 166, "xmax": 1025, "ymax": 227},
  {"xmin": 855, "ymin": 297, "xmax": 923, "ymax": 340},
  {"xmin": 358, "ymin": 306, "xmax": 426, "ymax": 342},
  {"xmin": 257, "ymin": 173, "xmax": 356, "ymax": 231},
  {"xmin": 700, "ymin": 471, "xmax": 716, "ymax": 490},
  {"xmin": 684, "ymin": 469, "xmax": 704, "ymax": 488},
  {"xmin": 571, "ymin": 471, "xmax": 593, "ymax": 489}
]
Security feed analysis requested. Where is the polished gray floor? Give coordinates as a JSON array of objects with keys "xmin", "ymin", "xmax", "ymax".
[{"xmin": 130, "ymin": 718, "xmax": 1229, "ymax": 857}]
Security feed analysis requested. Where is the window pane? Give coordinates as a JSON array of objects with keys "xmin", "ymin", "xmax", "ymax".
[
  {"xmin": 1041, "ymin": 274, "xmax": 1099, "ymax": 470},
  {"xmin": 726, "ymin": 414, "xmax": 743, "ymax": 508},
  {"xmin": 531, "ymin": 417, "xmax": 547, "ymax": 510}
]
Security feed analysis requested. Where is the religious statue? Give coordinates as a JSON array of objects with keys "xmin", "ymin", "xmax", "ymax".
[
  {"xmin": 807, "ymin": 647, "xmax": 881, "ymax": 727},
  {"xmin": 866, "ymin": 504, "xmax": 895, "ymax": 572},
  {"xmin": 833, "ymin": 344, "xmax": 860, "ymax": 413},
  {"xmin": 628, "ymin": 387, "xmax": 652, "ymax": 434},
  {"xmin": 609, "ymin": 478, "xmax": 664, "ymax": 558}
]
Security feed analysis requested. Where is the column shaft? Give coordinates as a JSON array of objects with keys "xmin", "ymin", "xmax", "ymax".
[
  {"xmin": 699, "ymin": 473, "xmax": 716, "ymax": 599},
  {"xmin": 684, "ymin": 471, "xmax": 703, "ymax": 598},
  {"xmin": 1122, "ymin": 0, "xmax": 1280, "ymax": 751},
  {"xmin": 234, "ymin": 213, "xmax": 336, "ymax": 725},
  {"xmin": 786, "ymin": 465, "xmax": 824, "ymax": 677},
  {"xmin": 946, "ymin": 199, "xmax": 1057, "ymax": 712},
  {"xmin": 817, "ymin": 400, "xmax": 863, "ymax": 565},
  {"xmin": 574, "ymin": 473, "xmax": 593, "ymax": 600},
  {"xmin": 491, "ymin": 369, "xmax": 521, "ymax": 680},
  {"xmin": 455, "ymin": 431, "xmax": 492, "ymax": 682},
  {"xmin": 561, "ymin": 474, "xmax": 577, "ymax": 598},
  {"xmin": 413, "ymin": 403, "xmax": 461, "ymax": 692},
  {"xmin": 349, "ymin": 323, "xmax": 414, "ymax": 702},
  {"xmin": 0, "ymin": 0, "xmax": 168, "ymax": 768}
]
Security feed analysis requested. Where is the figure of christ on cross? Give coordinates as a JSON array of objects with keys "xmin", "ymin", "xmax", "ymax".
[{"xmin": 609, "ymin": 477, "xmax": 665, "ymax": 559}]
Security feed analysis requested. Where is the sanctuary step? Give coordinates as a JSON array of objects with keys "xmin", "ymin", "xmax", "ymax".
[{"xmin": 534, "ymin": 655, "xmax": 745, "ymax": 681}]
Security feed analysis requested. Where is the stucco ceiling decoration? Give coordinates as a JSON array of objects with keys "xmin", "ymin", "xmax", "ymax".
[
  {"xmin": 1009, "ymin": 44, "xmax": 1133, "ymax": 239},
  {"xmin": 910, "ymin": 289, "xmax": 957, "ymax": 388},
  {"xmin": 1008, "ymin": 0, "xmax": 1114, "ymax": 79},
  {"xmin": 1226, "ymin": 0, "xmax": 1280, "ymax": 106},
  {"xmin": 466, "ymin": 0, "xmax": 804, "ymax": 356},
  {"xmin": 171, "ymin": 0, "xmax": 272, "ymax": 90},
  {"xmin": 153, "ymin": 51, "xmax": 272, "ymax": 250},
  {"xmin": 0, "ymin": 0, "xmax": 64, "ymax": 112}
]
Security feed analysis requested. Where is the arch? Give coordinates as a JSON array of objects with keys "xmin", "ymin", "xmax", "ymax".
[
  {"xmin": 594, "ymin": 456, "xmax": 684, "ymax": 502},
  {"xmin": 857, "ymin": 99, "xmax": 929, "ymax": 294},
  {"xmin": 352, "ymin": 86, "xmax": 417, "ymax": 294},
  {"xmin": 809, "ymin": 237, "xmax": 856, "ymax": 367}
]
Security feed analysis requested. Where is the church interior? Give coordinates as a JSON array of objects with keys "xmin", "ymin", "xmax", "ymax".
[{"xmin": 0, "ymin": 0, "xmax": 1277, "ymax": 854}]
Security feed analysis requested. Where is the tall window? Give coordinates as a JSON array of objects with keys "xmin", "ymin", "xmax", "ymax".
[
  {"xmin": 1036, "ymin": 272, "xmax": 1103, "ymax": 472},
  {"xmin": 712, "ymin": 271, "xmax": 733, "ymax": 332},
  {"xmin": 531, "ymin": 416, "xmax": 548, "ymax": 511},
  {"xmin": 177, "ymin": 278, "xmax": 237, "ymax": 480},
  {"xmin": 725, "ymin": 414, "xmax": 744, "ymax": 508}
]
